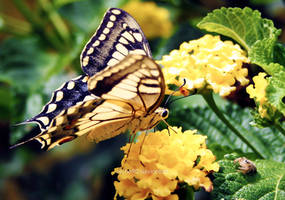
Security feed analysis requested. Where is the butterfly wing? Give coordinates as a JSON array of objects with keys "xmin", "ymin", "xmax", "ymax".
[
  {"xmin": 88, "ymin": 54, "xmax": 165, "ymax": 113},
  {"xmin": 37, "ymin": 55, "xmax": 166, "ymax": 149},
  {"xmin": 15, "ymin": 99, "xmax": 135, "ymax": 150},
  {"xmin": 80, "ymin": 8, "xmax": 152, "ymax": 76},
  {"xmin": 21, "ymin": 75, "xmax": 94, "ymax": 131},
  {"xmin": 25, "ymin": 7, "xmax": 151, "ymax": 131},
  {"xmin": 13, "ymin": 55, "xmax": 165, "ymax": 150},
  {"xmin": 13, "ymin": 8, "xmax": 164, "ymax": 150}
]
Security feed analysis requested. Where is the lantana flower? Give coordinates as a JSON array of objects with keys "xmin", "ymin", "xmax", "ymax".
[
  {"xmin": 122, "ymin": 1, "xmax": 172, "ymax": 39},
  {"xmin": 246, "ymin": 72, "xmax": 271, "ymax": 118},
  {"xmin": 158, "ymin": 34, "xmax": 250, "ymax": 96},
  {"xmin": 112, "ymin": 127, "xmax": 219, "ymax": 200}
]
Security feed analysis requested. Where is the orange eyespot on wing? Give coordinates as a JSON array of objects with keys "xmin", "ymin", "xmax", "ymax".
[{"xmin": 57, "ymin": 136, "xmax": 76, "ymax": 145}]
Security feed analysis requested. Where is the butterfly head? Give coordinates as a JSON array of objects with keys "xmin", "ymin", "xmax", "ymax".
[{"xmin": 155, "ymin": 107, "xmax": 169, "ymax": 120}]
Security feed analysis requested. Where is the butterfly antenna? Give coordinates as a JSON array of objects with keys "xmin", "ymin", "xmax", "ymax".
[
  {"xmin": 9, "ymin": 137, "xmax": 36, "ymax": 150},
  {"xmin": 164, "ymin": 78, "xmax": 187, "ymax": 107}
]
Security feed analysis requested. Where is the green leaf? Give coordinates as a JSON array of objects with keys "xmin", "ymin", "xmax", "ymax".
[
  {"xmin": 212, "ymin": 154, "xmax": 285, "ymax": 200},
  {"xmin": 273, "ymin": 43, "xmax": 285, "ymax": 66},
  {"xmin": 267, "ymin": 68, "xmax": 285, "ymax": 116},
  {"xmin": 168, "ymin": 95, "xmax": 285, "ymax": 161},
  {"xmin": 197, "ymin": 7, "xmax": 281, "ymax": 51},
  {"xmin": 248, "ymin": 38, "xmax": 276, "ymax": 72},
  {"xmin": 249, "ymin": 108, "xmax": 282, "ymax": 129}
]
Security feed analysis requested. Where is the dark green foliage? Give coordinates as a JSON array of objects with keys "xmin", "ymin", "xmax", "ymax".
[
  {"xmin": 212, "ymin": 154, "xmax": 285, "ymax": 200},
  {"xmin": 168, "ymin": 95, "xmax": 285, "ymax": 162}
]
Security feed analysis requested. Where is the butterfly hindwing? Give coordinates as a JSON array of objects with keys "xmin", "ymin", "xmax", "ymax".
[
  {"xmin": 33, "ymin": 99, "xmax": 135, "ymax": 150},
  {"xmin": 22, "ymin": 75, "xmax": 93, "ymax": 131},
  {"xmin": 80, "ymin": 8, "xmax": 152, "ymax": 76},
  {"xmin": 88, "ymin": 54, "xmax": 165, "ymax": 113}
]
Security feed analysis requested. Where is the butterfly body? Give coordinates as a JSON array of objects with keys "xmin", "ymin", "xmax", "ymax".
[{"xmin": 12, "ymin": 8, "xmax": 168, "ymax": 150}]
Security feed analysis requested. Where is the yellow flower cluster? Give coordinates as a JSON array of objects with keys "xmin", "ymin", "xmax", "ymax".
[
  {"xmin": 112, "ymin": 127, "xmax": 219, "ymax": 200},
  {"xmin": 246, "ymin": 72, "xmax": 269, "ymax": 118},
  {"xmin": 122, "ymin": 1, "xmax": 172, "ymax": 39},
  {"xmin": 158, "ymin": 35, "xmax": 250, "ymax": 96}
]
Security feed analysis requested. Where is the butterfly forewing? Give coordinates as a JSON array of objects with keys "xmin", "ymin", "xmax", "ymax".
[
  {"xmin": 80, "ymin": 8, "xmax": 152, "ymax": 76},
  {"xmin": 88, "ymin": 54, "xmax": 165, "ymax": 112}
]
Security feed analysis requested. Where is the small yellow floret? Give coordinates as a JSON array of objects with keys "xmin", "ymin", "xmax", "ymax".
[
  {"xmin": 122, "ymin": 1, "xmax": 172, "ymax": 39},
  {"xmin": 112, "ymin": 127, "xmax": 219, "ymax": 200},
  {"xmin": 158, "ymin": 34, "xmax": 249, "ymax": 96},
  {"xmin": 246, "ymin": 72, "xmax": 269, "ymax": 118}
]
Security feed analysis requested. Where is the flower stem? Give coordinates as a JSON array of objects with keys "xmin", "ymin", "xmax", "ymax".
[
  {"xmin": 177, "ymin": 184, "xmax": 195, "ymax": 200},
  {"xmin": 187, "ymin": 187, "xmax": 195, "ymax": 200},
  {"xmin": 201, "ymin": 91, "xmax": 264, "ymax": 158}
]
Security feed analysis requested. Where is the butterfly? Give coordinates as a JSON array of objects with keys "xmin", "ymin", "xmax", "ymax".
[{"xmin": 12, "ymin": 8, "xmax": 168, "ymax": 150}]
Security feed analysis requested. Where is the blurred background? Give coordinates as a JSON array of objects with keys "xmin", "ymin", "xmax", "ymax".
[{"xmin": 1, "ymin": 0, "xmax": 285, "ymax": 199}]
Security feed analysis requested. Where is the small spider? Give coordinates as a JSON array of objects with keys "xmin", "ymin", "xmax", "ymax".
[{"xmin": 234, "ymin": 157, "xmax": 257, "ymax": 174}]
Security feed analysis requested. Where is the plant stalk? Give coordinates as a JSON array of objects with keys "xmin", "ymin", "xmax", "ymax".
[{"xmin": 202, "ymin": 91, "xmax": 264, "ymax": 158}]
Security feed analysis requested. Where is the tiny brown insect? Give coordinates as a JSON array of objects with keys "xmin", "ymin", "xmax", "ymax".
[{"xmin": 234, "ymin": 157, "xmax": 257, "ymax": 174}]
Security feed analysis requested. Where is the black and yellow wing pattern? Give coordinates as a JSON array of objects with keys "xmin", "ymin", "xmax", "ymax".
[
  {"xmin": 16, "ymin": 55, "xmax": 167, "ymax": 150},
  {"xmin": 12, "ymin": 8, "xmax": 168, "ymax": 150},
  {"xmin": 80, "ymin": 8, "xmax": 152, "ymax": 76},
  {"xmin": 21, "ymin": 75, "xmax": 92, "ymax": 131}
]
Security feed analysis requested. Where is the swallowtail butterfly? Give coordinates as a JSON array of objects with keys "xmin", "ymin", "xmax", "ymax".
[{"xmin": 12, "ymin": 8, "xmax": 168, "ymax": 150}]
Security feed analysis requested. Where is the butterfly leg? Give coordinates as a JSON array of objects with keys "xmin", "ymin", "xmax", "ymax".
[
  {"xmin": 162, "ymin": 119, "xmax": 177, "ymax": 135},
  {"xmin": 139, "ymin": 131, "xmax": 147, "ymax": 155},
  {"xmin": 138, "ymin": 131, "xmax": 148, "ymax": 167},
  {"xmin": 125, "ymin": 133, "xmax": 137, "ymax": 162}
]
